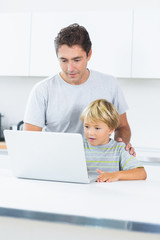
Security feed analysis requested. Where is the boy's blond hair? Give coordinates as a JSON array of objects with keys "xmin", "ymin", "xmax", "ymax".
[{"xmin": 81, "ymin": 99, "xmax": 119, "ymax": 130}]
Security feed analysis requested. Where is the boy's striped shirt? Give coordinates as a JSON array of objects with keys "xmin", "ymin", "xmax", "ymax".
[{"xmin": 83, "ymin": 138, "xmax": 143, "ymax": 175}]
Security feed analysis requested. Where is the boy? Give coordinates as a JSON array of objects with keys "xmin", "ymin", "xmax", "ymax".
[{"xmin": 80, "ymin": 99, "xmax": 147, "ymax": 182}]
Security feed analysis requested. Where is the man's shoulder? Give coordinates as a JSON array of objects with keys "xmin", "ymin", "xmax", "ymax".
[
  {"xmin": 90, "ymin": 69, "xmax": 118, "ymax": 85},
  {"xmin": 38, "ymin": 74, "xmax": 58, "ymax": 86},
  {"xmin": 90, "ymin": 69, "xmax": 117, "ymax": 80},
  {"xmin": 32, "ymin": 74, "xmax": 59, "ymax": 91}
]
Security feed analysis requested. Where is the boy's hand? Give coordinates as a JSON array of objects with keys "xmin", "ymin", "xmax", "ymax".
[
  {"xmin": 97, "ymin": 169, "xmax": 120, "ymax": 182},
  {"xmin": 117, "ymin": 137, "xmax": 136, "ymax": 157}
]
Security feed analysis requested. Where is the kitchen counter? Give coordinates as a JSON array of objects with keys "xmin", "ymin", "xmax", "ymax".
[
  {"xmin": 0, "ymin": 152, "xmax": 160, "ymax": 239},
  {"xmin": 0, "ymin": 164, "xmax": 160, "ymax": 236}
]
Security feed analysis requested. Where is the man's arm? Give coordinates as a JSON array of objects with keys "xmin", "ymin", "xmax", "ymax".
[
  {"xmin": 114, "ymin": 112, "xmax": 131, "ymax": 144},
  {"xmin": 23, "ymin": 123, "xmax": 42, "ymax": 131},
  {"xmin": 114, "ymin": 113, "xmax": 136, "ymax": 156}
]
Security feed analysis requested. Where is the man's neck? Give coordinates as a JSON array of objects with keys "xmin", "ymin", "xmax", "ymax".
[{"xmin": 60, "ymin": 69, "xmax": 90, "ymax": 85}]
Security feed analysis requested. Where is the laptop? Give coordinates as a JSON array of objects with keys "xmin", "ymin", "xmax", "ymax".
[{"xmin": 4, "ymin": 130, "xmax": 97, "ymax": 184}]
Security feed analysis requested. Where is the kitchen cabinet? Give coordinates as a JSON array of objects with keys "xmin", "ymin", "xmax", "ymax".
[
  {"xmin": 1, "ymin": 10, "xmax": 160, "ymax": 78},
  {"xmin": 30, "ymin": 11, "xmax": 132, "ymax": 77},
  {"xmin": 0, "ymin": 13, "xmax": 31, "ymax": 76},
  {"xmin": 132, "ymin": 9, "xmax": 160, "ymax": 78}
]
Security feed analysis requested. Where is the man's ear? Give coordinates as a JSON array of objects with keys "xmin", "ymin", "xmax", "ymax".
[{"xmin": 87, "ymin": 49, "xmax": 92, "ymax": 61}]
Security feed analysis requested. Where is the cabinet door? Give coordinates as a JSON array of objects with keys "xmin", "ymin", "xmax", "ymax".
[
  {"xmin": 0, "ymin": 13, "xmax": 30, "ymax": 76},
  {"xmin": 30, "ymin": 11, "xmax": 132, "ymax": 77},
  {"xmin": 132, "ymin": 9, "xmax": 160, "ymax": 78}
]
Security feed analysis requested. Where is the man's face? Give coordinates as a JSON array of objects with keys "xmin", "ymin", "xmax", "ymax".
[{"xmin": 57, "ymin": 44, "xmax": 92, "ymax": 85}]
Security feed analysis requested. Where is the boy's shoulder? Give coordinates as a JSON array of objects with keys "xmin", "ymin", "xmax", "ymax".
[
  {"xmin": 109, "ymin": 139, "xmax": 126, "ymax": 152},
  {"xmin": 112, "ymin": 140, "xmax": 126, "ymax": 147},
  {"xmin": 83, "ymin": 138, "xmax": 126, "ymax": 151}
]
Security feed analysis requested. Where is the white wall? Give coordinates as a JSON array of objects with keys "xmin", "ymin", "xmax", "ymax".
[
  {"xmin": 0, "ymin": 0, "xmax": 160, "ymax": 12},
  {"xmin": 0, "ymin": 77, "xmax": 41, "ymax": 128},
  {"xmin": 119, "ymin": 78, "xmax": 160, "ymax": 149},
  {"xmin": 0, "ymin": 76, "xmax": 160, "ymax": 149}
]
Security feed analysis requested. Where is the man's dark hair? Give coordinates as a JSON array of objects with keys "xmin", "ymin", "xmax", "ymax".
[{"xmin": 54, "ymin": 23, "xmax": 92, "ymax": 56}]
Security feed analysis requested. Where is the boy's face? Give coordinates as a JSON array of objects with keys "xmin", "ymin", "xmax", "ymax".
[{"xmin": 83, "ymin": 118, "xmax": 114, "ymax": 146}]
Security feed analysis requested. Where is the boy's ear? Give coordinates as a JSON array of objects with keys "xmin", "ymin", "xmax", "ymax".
[{"xmin": 109, "ymin": 129, "xmax": 115, "ymax": 135}]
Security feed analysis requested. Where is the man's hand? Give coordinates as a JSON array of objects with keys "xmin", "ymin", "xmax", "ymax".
[
  {"xmin": 97, "ymin": 169, "xmax": 120, "ymax": 182},
  {"xmin": 23, "ymin": 123, "xmax": 42, "ymax": 131},
  {"xmin": 117, "ymin": 137, "xmax": 136, "ymax": 156}
]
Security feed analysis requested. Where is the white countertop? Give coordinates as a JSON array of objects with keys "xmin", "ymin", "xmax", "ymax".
[
  {"xmin": 0, "ymin": 168, "xmax": 160, "ymax": 224},
  {"xmin": 0, "ymin": 155, "xmax": 160, "ymax": 234}
]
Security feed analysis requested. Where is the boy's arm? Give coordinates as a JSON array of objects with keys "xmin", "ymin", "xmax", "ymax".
[{"xmin": 97, "ymin": 168, "xmax": 147, "ymax": 182}]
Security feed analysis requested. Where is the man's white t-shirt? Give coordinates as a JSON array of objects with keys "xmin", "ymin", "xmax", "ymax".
[{"xmin": 24, "ymin": 70, "xmax": 128, "ymax": 134}]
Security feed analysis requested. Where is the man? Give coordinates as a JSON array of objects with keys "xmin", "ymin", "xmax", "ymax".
[{"xmin": 23, "ymin": 23, "xmax": 134, "ymax": 155}]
